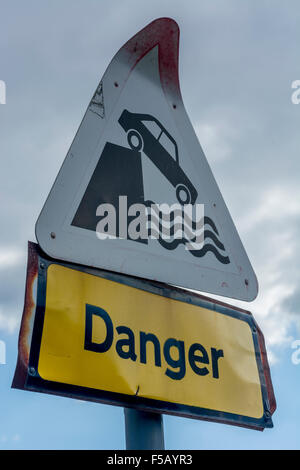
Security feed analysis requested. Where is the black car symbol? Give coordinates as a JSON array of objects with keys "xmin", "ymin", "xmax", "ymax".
[{"xmin": 118, "ymin": 110, "xmax": 198, "ymax": 205}]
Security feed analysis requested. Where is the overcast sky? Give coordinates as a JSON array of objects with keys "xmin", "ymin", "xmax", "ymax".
[{"xmin": 0, "ymin": 0, "xmax": 300, "ymax": 450}]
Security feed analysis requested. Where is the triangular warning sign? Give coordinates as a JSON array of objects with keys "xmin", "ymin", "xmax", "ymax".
[{"xmin": 35, "ymin": 18, "xmax": 258, "ymax": 301}]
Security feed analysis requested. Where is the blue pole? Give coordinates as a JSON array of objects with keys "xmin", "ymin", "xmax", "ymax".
[{"xmin": 124, "ymin": 408, "xmax": 165, "ymax": 450}]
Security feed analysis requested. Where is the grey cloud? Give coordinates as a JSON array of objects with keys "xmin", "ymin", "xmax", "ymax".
[
  {"xmin": 0, "ymin": 0, "xmax": 300, "ymax": 355},
  {"xmin": 283, "ymin": 289, "xmax": 300, "ymax": 317}
]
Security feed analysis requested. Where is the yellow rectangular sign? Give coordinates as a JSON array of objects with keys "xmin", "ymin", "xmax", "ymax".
[{"xmin": 13, "ymin": 243, "xmax": 276, "ymax": 430}]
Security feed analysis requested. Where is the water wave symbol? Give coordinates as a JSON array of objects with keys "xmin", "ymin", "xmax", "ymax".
[{"xmin": 144, "ymin": 200, "xmax": 230, "ymax": 265}]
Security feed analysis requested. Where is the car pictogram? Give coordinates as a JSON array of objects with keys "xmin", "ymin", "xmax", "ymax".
[{"xmin": 118, "ymin": 110, "xmax": 198, "ymax": 205}]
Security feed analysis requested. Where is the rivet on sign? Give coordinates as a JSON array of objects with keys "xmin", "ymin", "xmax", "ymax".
[
  {"xmin": 213, "ymin": 203, "xmax": 216, "ymax": 208},
  {"xmin": 245, "ymin": 279, "xmax": 249, "ymax": 286},
  {"xmin": 50, "ymin": 232, "xmax": 56, "ymax": 239},
  {"xmin": 173, "ymin": 104, "xmax": 177, "ymax": 109},
  {"xmin": 28, "ymin": 367, "xmax": 36, "ymax": 376},
  {"xmin": 114, "ymin": 82, "xmax": 119, "ymax": 87}
]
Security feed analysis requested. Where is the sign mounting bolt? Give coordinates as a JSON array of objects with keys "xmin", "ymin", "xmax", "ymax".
[{"xmin": 28, "ymin": 367, "xmax": 36, "ymax": 376}]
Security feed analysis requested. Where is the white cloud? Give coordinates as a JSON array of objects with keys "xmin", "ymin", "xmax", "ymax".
[
  {"xmin": 0, "ymin": 307, "xmax": 21, "ymax": 334},
  {"xmin": 238, "ymin": 186, "xmax": 300, "ymax": 234},
  {"xmin": 198, "ymin": 184, "xmax": 300, "ymax": 363},
  {"xmin": 195, "ymin": 120, "xmax": 237, "ymax": 163},
  {"xmin": 233, "ymin": 187, "xmax": 300, "ymax": 362},
  {"xmin": 0, "ymin": 248, "xmax": 25, "ymax": 270}
]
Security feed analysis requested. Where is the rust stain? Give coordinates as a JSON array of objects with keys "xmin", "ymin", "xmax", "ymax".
[
  {"xmin": 122, "ymin": 18, "xmax": 181, "ymax": 102},
  {"xmin": 12, "ymin": 241, "xmax": 38, "ymax": 389},
  {"xmin": 256, "ymin": 323, "xmax": 277, "ymax": 416}
]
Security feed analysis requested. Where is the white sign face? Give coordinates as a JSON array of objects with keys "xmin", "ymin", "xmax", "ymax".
[{"xmin": 35, "ymin": 18, "xmax": 258, "ymax": 301}]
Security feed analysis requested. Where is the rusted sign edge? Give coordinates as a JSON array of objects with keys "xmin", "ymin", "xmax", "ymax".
[{"xmin": 12, "ymin": 241, "xmax": 38, "ymax": 389}]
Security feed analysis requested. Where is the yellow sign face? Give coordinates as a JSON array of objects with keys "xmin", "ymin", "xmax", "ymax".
[{"xmin": 34, "ymin": 263, "xmax": 266, "ymax": 423}]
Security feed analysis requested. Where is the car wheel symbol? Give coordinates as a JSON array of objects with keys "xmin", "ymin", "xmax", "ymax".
[
  {"xmin": 127, "ymin": 130, "xmax": 144, "ymax": 152},
  {"xmin": 176, "ymin": 184, "xmax": 191, "ymax": 205}
]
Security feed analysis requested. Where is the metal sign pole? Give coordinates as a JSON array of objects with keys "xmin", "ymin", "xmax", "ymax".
[{"xmin": 124, "ymin": 408, "xmax": 165, "ymax": 450}]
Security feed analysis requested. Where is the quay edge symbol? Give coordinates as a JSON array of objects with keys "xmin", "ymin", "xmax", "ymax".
[{"xmin": 35, "ymin": 17, "xmax": 258, "ymax": 302}]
